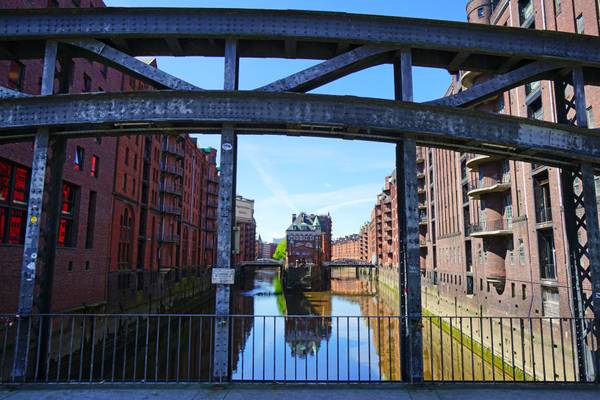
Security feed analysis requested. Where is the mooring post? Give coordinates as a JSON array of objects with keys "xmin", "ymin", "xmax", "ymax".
[
  {"xmin": 212, "ymin": 39, "xmax": 239, "ymax": 381},
  {"xmin": 394, "ymin": 48, "xmax": 423, "ymax": 383},
  {"xmin": 11, "ymin": 41, "xmax": 58, "ymax": 381},
  {"xmin": 572, "ymin": 67, "xmax": 600, "ymax": 381}
]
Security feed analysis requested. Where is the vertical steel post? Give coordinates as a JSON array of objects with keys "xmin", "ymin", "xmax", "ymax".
[
  {"xmin": 11, "ymin": 41, "xmax": 58, "ymax": 381},
  {"xmin": 213, "ymin": 39, "xmax": 238, "ymax": 381},
  {"xmin": 394, "ymin": 49, "xmax": 423, "ymax": 383},
  {"xmin": 573, "ymin": 67, "xmax": 600, "ymax": 381}
]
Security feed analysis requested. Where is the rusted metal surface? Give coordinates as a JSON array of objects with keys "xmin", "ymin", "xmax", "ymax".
[
  {"xmin": 2, "ymin": 8, "xmax": 600, "ymax": 78},
  {"xmin": 213, "ymin": 39, "xmax": 239, "ymax": 380},
  {"xmin": 0, "ymin": 91, "xmax": 599, "ymax": 165},
  {"xmin": 60, "ymin": 39, "xmax": 201, "ymax": 91},
  {"xmin": 258, "ymin": 45, "xmax": 397, "ymax": 92}
]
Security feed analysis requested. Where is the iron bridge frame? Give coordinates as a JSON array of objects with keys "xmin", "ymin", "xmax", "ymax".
[{"xmin": 0, "ymin": 6, "xmax": 599, "ymax": 384}]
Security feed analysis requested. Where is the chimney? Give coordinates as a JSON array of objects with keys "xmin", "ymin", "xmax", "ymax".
[{"xmin": 292, "ymin": 213, "xmax": 297, "ymax": 223}]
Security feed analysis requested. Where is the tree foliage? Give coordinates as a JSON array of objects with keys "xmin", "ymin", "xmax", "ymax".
[{"xmin": 273, "ymin": 240, "xmax": 287, "ymax": 260}]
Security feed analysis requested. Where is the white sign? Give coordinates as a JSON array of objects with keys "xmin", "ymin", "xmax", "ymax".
[{"xmin": 212, "ymin": 268, "xmax": 235, "ymax": 285}]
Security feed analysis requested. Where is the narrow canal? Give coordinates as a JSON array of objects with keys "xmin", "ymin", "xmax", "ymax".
[{"xmin": 228, "ymin": 267, "xmax": 506, "ymax": 382}]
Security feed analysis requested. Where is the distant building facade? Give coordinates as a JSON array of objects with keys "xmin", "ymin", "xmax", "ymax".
[
  {"xmin": 286, "ymin": 213, "xmax": 332, "ymax": 266},
  {"xmin": 234, "ymin": 195, "xmax": 256, "ymax": 265}
]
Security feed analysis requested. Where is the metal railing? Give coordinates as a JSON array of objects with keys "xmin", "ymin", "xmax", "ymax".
[
  {"xmin": 0, "ymin": 314, "xmax": 597, "ymax": 384},
  {"xmin": 536, "ymin": 206, "xmax": 552, "ymax": 224},
  {"xmin": 468, "ymin": 174, "xmax": 510, "ymax": 192},
  {"xmin": 469, "ymin": 218, "xmax": 512, "ymax": 234}
]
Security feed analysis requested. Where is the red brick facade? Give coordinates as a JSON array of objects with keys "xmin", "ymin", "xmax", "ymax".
[{"xmin": 0, "ymin": 0, "xmax": 219, "ymax": 313}]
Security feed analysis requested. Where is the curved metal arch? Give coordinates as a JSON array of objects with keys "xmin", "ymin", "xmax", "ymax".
[
  {"xmin": 2, "ymin": 8, "xmax": 600, "ymax": 75},
  {"xmin": 0, "ymin": 90, "xmax": 598, "ymax": 165}
]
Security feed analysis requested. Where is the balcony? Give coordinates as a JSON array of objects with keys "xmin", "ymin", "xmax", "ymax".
[
  {"xmin": 469, "ymin": 218, "xmax": 513, "ymax": 238},
  {"xmin": 417, "ymin": 186, "xmax": 426, "ymax": 194},
  {"xmin": 160, "ymin": 204, "xmax": 182, "ymax": 216},
  {"xmin": 419, "ymin": 239, "xmax": 427, "ymax": 248},
  {"xmin": 158, "ymin": 233, "xmax": 180, "ymax": 243},
  {"xmin": 536, "ymin": 206, "xmax": 552, "ymax": 225},
  {"xmin": 159, "ymin": 182, "xmax": 183, "ymax": 196},
  {"xmin": 162, "ymin": 142, "xmax": 184, "ymax": 158},
  {"xmin": 465, "ymin": 154, "xmax": 503, "ymax": 171},
  {"xmin": 467, "ymin": 175, "xmax": 510, "ymax": 198},
  {"xmin": 160, "ymin": 162, "xmax": 183, "ymax": 176},
  {"xmin": 540, "ymin": 263, "xmax": 557, "ymax": 281},
  {"xmin": 418, "ymin": 202, "xmax": 427, "ymax": 210},
  {"xmin": 419, "ymin": 216, "xmax": 428, "ymax": 226}
]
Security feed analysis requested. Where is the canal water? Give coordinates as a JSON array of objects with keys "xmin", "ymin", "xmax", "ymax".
[{"xmin": 228, "ymin": 267, "xmax": 506, "ymax": 382}]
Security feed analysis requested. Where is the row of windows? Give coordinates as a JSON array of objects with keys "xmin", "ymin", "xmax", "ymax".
[
  {"xmin": 74, "ymin": 146, "xmax": 100, "ymax": 177},
  {"xmin": 0, "ymin": 159, "xmax": 97, "ymax": 248}
]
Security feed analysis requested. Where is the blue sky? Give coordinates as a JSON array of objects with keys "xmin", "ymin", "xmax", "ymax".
[{"xmin": 106, "ymin": 0, "xmax": 467, "ymax": 241}]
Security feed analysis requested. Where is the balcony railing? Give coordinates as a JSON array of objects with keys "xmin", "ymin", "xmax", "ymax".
[
  {"xmin": 159, "ymin": 182, "xmax": 183, "ymax": 196},
  {"xmin": 160, "ymin": 204, "xmax": 182, "ymax": 215},
  {"xmin": 158, "ymin": 232, "xmax": 180, "ymax": 243},
  {"xmin": 469, "ymin": 175, "xmax": 510, "ymax": 191},
  {"xmin": 469, "ymin": 218, "xmax": 513, "ymax": 236},
  {"xmin": 160, "ymin": 162, "xmax": 183, "ymax": 176},
  {"xmin": 540, "ymin": 263, "xmax": 557, "ymax": 281},
  {"xmin": 536, "ymin": 206, "xmax": 552, "ymax": 224},
  {"xmin": 161, "ymin": 142, "xmax": 184, "ymax": 157}
]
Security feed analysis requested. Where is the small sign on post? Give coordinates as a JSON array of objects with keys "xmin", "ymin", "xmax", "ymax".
[{"xmin": 212, "ymin": 268, "xmax": 235, "ymax": 285}]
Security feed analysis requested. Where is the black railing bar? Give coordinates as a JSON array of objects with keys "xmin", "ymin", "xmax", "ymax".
[
  {"xmin": 79, "ymin": 316, "xmax": 87, "ymax": 383},
  {"xmin": 529, "ymin": 318, "xmax": 536, "ymax": 382},
  {"xmin": 549, "ymin": 318, "xmax": 557, "ymax": 383},
  {"xmin": 120, "ymin": 319, "xmax": 128, "ymax": 382},
  {"xmin": 263, "ymin": 316, "xmax": 266, "ymax": 382},
  {"xmin": 143, "ymin": 317, "xmax": 150, "ymax": 382},
  {"xmin": 558, "ymin": 318, "xmax": 566, "ymax": 383},
  {"xmin": 166, "ymin": 316, "xmax": 172, "ymax": 381},
  {"xmin": 480, "ymin": 317, "xmax": 485, "ymax": 382},
  {"xmin": 154, "ymin": 316, "xmax": 160, "ymax": 382},
  {"xmin": 429, "ymin": 316, "xmax": 434, "ymax": 382},
  {"xmin": 272, "ymin": 317, "xmax": 276, "ymax": 382},
  {"xmin": 357, "ymin": 316, "xmax": 360, "ymax": 382},
  {"xmin": 34, "ymin": 315, "xmax": 43, "ymax": 382},
  {"xmin": 111, "ymin": 317, "xmax": 117, "ymax": 383},
  {"xmin": 315, "ymin": 317, "xmax": 319, "ymax": 382},
  {"xmin": 132, "ymin": 317, "xmax": 139, "ymax": 382},
  {"xmin": 45, "ymin": 316, "xmax": 53, "ymax": 383},
  {"xmin": 500, "ymin": 318, "xmax": 506, "ymax": 382},
  {"xmin": 449, "ymin": 317, "xmax": 455, "ymax": 381},
  {"xmin": 509, "ymin": 318, "xmax": 515, "ymax": 382},
  {"xmin": 470, "ymin": 317, "xmax": 475, "ymax": 382},
  {"xmin": 388, "ymin": 317, "xmax": 392, "ymax": 381},
  {"xmin": 89, "ymin": 316, "xmax": 96, "ymax": 383},
  {"xmin": 490, "ymin": 317, "xmax": 495, "ymax": 382},
  {"xmin": 176, "ymin": 316, "xmax": 182, "ymax": 382},
  {"xmin": 67, "ymin": 316, "xmax": 75, "ymax": 382},
  {"xmin": 198, "ymin": 317, "xmax": 204, "ymax": 381},
  {"xmin": 459, "ymin": 317, "xmax": 465, "ymax": 382},
  {"xmin": 337, "ymin": 316, "xmax": 340, "ymax": 382},
  {"xmin": 539, "ymin": 318, "xmax": 546, "ymax": 382},
  {"xmin": 251, "ymin": 315, "xmax": 255, "ymax": 381},
  {"xmin": 439, "ymin": 316, "xmax": 444, "ymax": 381},
  {"xmin": 367, "ymin": 316, "xmax": 371, "ymax": 382}
]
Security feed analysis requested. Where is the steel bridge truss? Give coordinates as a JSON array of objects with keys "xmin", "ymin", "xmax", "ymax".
[{"xmin": 0, "ymin": 7, "xmax": 600, "ymax": 383}]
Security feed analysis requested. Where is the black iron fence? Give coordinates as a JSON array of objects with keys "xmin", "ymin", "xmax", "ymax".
[{"xmin": 0, "ymin": 314, "xmax": 597, "ymax": 384}]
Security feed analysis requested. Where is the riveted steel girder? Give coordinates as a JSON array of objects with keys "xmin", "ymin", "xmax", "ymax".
[
  {"xmin": 0, "ymin": 91, "xmax": 599, "ymax": 165},
  {"xmin": 2, "ymin": 8, "xmax": 600, "ymax": 77}
]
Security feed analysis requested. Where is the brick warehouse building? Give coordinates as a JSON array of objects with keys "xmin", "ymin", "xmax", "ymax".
[
  {"xmin": 351, "ymin": 0, "xmax": 600, "ymax": 320},
  {"xmin": 286, "ymin": 213, "xmax": 332, "ymax": 266},
  {"xmin": 331, "ymin": 223, "xmax": 369, "ymax": 261},
  {"xmin": 0, "ymin": 0, "xmax": 220, "ymax": 313}
]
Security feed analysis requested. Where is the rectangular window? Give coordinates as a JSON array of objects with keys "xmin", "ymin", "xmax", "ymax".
[
  {"xmin": 576, "ymin": 14, "xmax": 585, "ymax": 34},
  {"xmin": 90, "ymin": 155, "xmax": 99, "ymax": 177},
  {"xmin": 7, "ymin": 61, "xmax": 25, "ymax": 91},
  {"xmin": 0, "ymin": 160, "xmax": 29, "ymax": 244},
  {"xmin": 555, "ymin": 0, "xmax": 561, "ymax": 15},
  {"xmin": 522, "ymin": 284, "xmax": 527, "ymax": 300},
  {"xmin": 85, "ymin": 191, "xmax": 96, "ymax": 249},
  {"xmin": 101, "ymin": 64, "xmax": 108, "ymax": 78},
  {"xmin": 74, "ymin": 146, "xmax": 84, "ymax": 170},
  {"xmin": 511, "ymin": 282, "xmax": 515, "ymax": 298},
  {"xmin": 122, "ymin": 173, "xmax": 127, "ymax": 191},
  {"xmin": 58, "ymin": 183, "xmax": 77, "ymax": 247}
]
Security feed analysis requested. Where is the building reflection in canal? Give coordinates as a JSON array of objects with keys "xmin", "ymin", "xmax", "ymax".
[{"xmin": 229, "ymin": 267, "xmax": 513, "ymax": 382}]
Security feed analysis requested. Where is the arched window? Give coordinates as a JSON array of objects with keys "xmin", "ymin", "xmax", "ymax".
[{"xmin": 118, "ymin": 207, "xmax": 133, "ymax": 269}]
